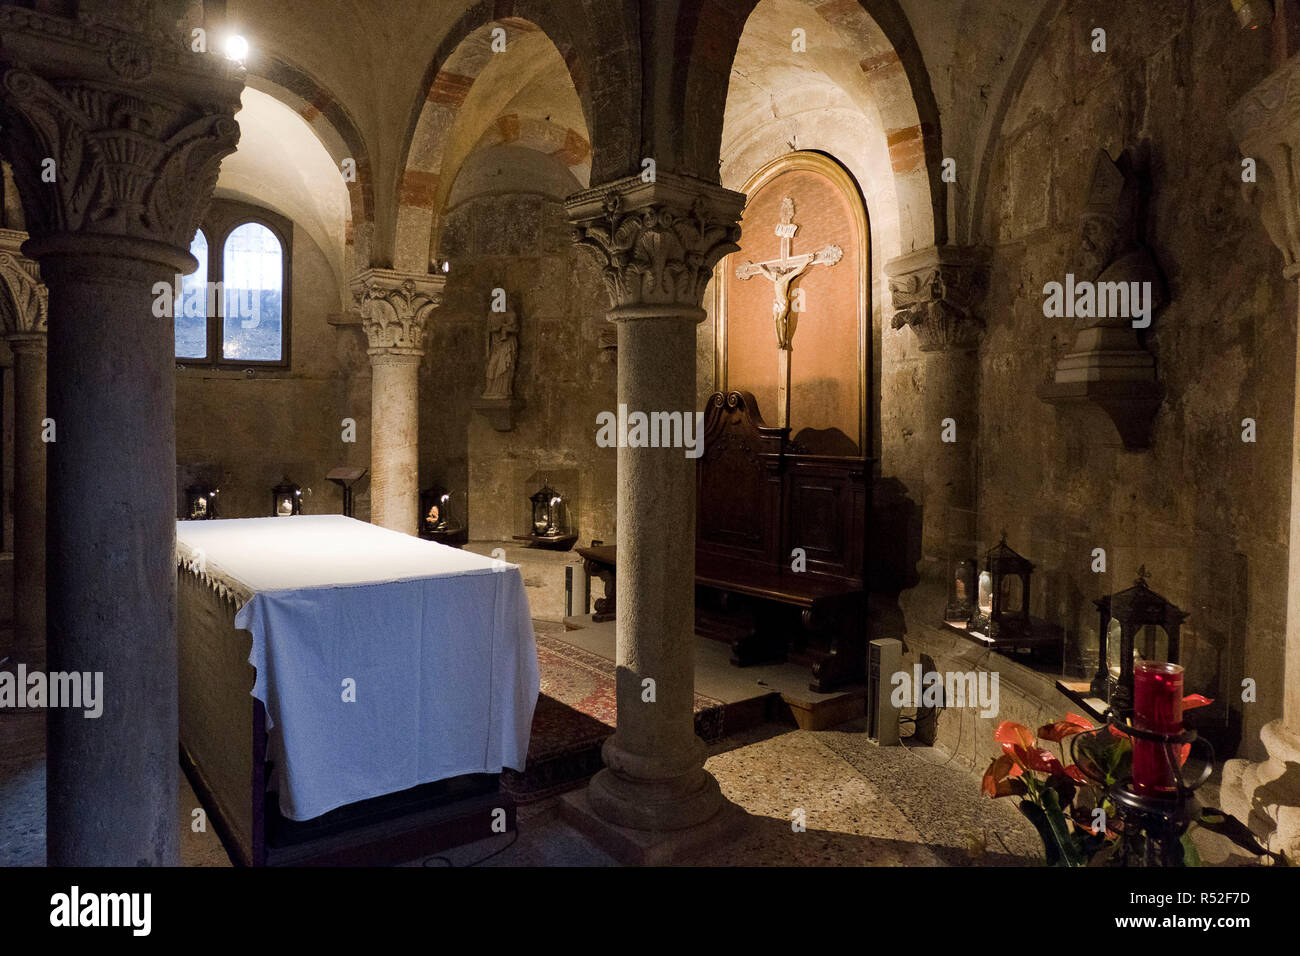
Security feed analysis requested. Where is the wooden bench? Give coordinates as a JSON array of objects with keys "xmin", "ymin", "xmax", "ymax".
[
  {"xmin": 577, "ymin": 546, "xmax": 864, "ymax": 693},
  {"xmin": 579, "ymin": 391, "xmax": 871, "ymax": 692},
  {"xmin": 695, "ymin": 553, "xmax": 863, "ymax": 692}
]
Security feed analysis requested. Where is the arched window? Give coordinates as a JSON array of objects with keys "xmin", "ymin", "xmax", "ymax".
[
  {"xmin": 175, "ymin": 229, "xmax": 208, "ymax": 359},
  {"xmin": 222, "ymin": 222, "xmax": 283, "ymax": 362},
  {"xmin": 174, "ymin": 199, "xmax": 293, "ymax": 368}
]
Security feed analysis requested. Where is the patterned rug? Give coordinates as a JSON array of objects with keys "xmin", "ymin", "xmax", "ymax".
[{"xmin": 502, "ymin": 631, "xmax": 727, "ymax": 802}]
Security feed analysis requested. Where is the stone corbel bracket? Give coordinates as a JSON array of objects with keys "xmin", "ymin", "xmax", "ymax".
[
  {"xmin": 470, "ymin": 396, "xmax": 525, "ymax": 431},
  {"xmin": 884, "ymin": 245, "xmax": 989, "ymax": 352},
  {"xmin": 1038, "ymin": 375, "xmax": 1163, "ymax": 451}
]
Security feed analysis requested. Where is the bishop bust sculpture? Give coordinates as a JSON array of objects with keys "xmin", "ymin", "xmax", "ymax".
[
  {"xmin": 1073, "ymin": 148, "xmax": 1167, "ymax": 331},
  {"xmin": 482, "ymin": 308, "xmax": 519, "ymax": 400}
]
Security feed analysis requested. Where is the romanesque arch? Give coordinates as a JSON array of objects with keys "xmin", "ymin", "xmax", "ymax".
[
  {"xmin": 672, "ymin": 0, "xmax": 945, "ymax": 253},
  {"xmin": 392, "ymin": 0, "xmax": 639, "ymax": 273}
]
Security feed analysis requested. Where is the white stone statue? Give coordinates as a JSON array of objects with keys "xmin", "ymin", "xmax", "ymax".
[{"xmin": 482, "ymin": 308, "xmax": 519, "ymax": 399}]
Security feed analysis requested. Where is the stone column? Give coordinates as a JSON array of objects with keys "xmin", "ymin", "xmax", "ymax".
[
  {"xmin": 1220, "ymin": 57, "xmax": 1300, "ymax": 858},
  {"xmin": 0, "ymin": 240, "xmax": 48, "ymax": 667},
  {"xmin": 565, "ymin": 174, "xmax": 744, "ymax": 851},
  {"xmin": 0, "ymin": 6, "xmax": 242, "ymax": 865},
  {"xmin": 885, "ymin": 246, "xmax": 988, "ymax": 581},
  {"xmin": 9, "ymin": 333, "xmax": 46, "ymax": 664},
  {"xmin": 352, "ymin": 269, "xmax": 443, "ymax": 536}
]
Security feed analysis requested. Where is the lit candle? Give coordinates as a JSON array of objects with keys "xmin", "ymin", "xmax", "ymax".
[
  {"xmin": 1131, "ymin": 660, "xmax": 1183, "ymax": 795},
  {"xmin": 977, "ymin": 571, "xmax": 992, "ymax": 614}
]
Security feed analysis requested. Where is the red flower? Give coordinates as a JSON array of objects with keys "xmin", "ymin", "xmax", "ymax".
[
  {"xmin": 1064, "ymin": 763, "xmax": 1090, "ymax": 784},
  {"xmin": 1038, "ymin": 713, "xmax": 1095, "ymax": 742},
  {"xmin": 994, "ymin": 721, "xmax": 1035, "ymax": 752},
  {"xmin": 994, "ymin": 721, "xmax": 1065, "ymax": 776},
  {"xmin": 982, "ymin": 753, "xmax": 1026, "ymax": 798}
]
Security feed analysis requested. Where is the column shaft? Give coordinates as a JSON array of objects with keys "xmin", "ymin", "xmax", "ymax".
[
  {"xmin": 9, "ymin": 334, "xmax": 45, "ymax": 667},
  {"xmin": 369, "ymin": 352, "xmax": 421, "ymax": 535},
  {"xmin": 38, "ymin": 247, "xmax": 185, "ymax": 866},
  {"xmin": 920, "ymin": 346, "xmax": 979, "ymax": 558},
  {"xmin": 586, "ymin": 313, "xmax": 719, "ymax": 830},
  {"xmin": 567, "ymin": 173, "xmax": 744, "ymax": 836}
]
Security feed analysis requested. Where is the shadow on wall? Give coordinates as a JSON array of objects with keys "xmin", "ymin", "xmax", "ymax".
[{"xmin": 867, "ymin": 475, "xmax": 921, "ymax": 644}]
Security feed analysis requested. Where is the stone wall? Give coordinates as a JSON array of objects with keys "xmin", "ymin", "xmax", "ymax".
[
  {"xmin": 970, "ymin": 0, "xmax": 1291, "ymax": 760},
  {"xmin": 426, "ymin": 146, "xmax": 615, "ymax": 544},
  {"xmin": 176, "ymin": 224, "xmax": 354, "ymax": 520}
]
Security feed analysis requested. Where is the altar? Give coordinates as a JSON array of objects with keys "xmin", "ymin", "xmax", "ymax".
[{"xmin": 175, "ymin": 515, "xmax": 539, "ymax": 865}]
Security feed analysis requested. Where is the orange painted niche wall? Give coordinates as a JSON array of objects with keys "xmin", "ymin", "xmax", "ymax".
[{"xmin": 717, "ymin": 152, "xmax": 867, "ymax": 454}]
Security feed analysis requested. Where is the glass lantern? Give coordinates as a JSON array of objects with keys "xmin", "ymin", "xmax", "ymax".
[
  {"xmin": 1090, "ymin": 566, "xmax": 1187, "ymax": 717},
  {"xmin": 185, "ymin": 482, "xmax": 219, "ymax": 520},
  {"xmin": 530, "ymin": 481, "xmax": 566, "ymax": 538},
  {"xmin": 419, "ymin": 484, "xmax": 467, "ymax": 545},
  {"xmin": 945, "ymin": 556, "xmax": 977, "ymax": 622},
  {"xmin": 421, "ymin": 484, "xmax": 452, "ymax": 535},
  {"xmin": 967, "ymin": 533, "xmax": 1034, "ymax": 640},
  {"xmin": 272, "ymin": 477, "xmax": 302, "ymax": 516}
]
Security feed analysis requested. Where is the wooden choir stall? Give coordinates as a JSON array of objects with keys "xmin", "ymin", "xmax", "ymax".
[{"xmin": 694, "ymin": 390, "xmax": 869, "ymax": 692}]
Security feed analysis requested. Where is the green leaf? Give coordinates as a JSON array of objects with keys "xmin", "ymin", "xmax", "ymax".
[
  {"xmin": 1041, "ymin": 786, "xmax": 1086, "ymax": 867},
  {"xmin": 1181, "ymin": 833, "xmax": 1202, "ymax": 867}
]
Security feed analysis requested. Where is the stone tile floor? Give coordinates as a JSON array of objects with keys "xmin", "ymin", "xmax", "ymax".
[{"xmin": 4, "ymin": 705, "xmax": 1053, "ymax": 867}]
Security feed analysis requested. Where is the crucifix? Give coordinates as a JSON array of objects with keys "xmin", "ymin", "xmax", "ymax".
[{"xmin": 735, "ymin": 197, "xmax": 843, "ymax": 429}]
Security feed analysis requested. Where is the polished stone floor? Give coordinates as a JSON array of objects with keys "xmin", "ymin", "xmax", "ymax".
[{"xmin": 3, "ymin": 701, "xmax": 1048, "ymax": 866}]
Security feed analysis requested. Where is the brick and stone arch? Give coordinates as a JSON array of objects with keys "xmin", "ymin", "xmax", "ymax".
[
  {"xmin": 249, "ymin": 56, "xmax": 377, "ymax": 279},
  {"xmin": 672, "ymin": 0, "xmax": 945, "ymax": 255},
  {"xmin": 471, "ymin": 114, "xmax": 592, "ymax": 187},
  {"xmin": 392, "ymin": 0, "xmax": 639, "ymax": 274}
]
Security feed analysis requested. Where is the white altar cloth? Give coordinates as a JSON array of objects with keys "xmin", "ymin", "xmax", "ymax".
[{"xmin": 176, "ymin": 515, "xmax": 539, "ymax": 821}]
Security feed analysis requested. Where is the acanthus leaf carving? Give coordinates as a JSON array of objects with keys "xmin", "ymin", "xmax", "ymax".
[
  {"xmin": 886, "ymin": 251, "xmax": 988, "ymax": 352},
  {"xmin": 0, "ymin": 239, "xmax": 48, "ymax": 335},
  {"xmin": 0, "ymin": 9, "xmax": 243, "ymax": 252},
  {"xmin": 351, "ymin": 268, "xmax": 444, "ymax": 355},
  {"xmin": 0, "ymin": 70, "xmax": 241, "ymax": 248},
  {"xmin": 1232, "ymin": 55, "xmax": 1300, "ymax": 279},
  {"xmin": 567, "ymin": 174, "xmax": 744, "ymax": 315}
]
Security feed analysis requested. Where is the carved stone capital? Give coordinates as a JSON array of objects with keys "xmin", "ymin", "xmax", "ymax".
[
  {"xmin": 0, "ymin": 231, "xmax": 47, "ymax": 335},
  {"xmin": 885, "ymin": 246, "xmax": 988, "ymax": 352},
  {"xmin": 1231, "ymin": 55, "xmax": 1300, "ymax": 279},
  {"xmin": 351, "ymin": 267, "xmax": 444, "ymax": 356},
  {"xmin": 567, "ymin": 173, "xmax": 745, "ymax": 320},
  {"xmin": 0, "ymin": 6, "xmax": 243, "ymax": 261}
]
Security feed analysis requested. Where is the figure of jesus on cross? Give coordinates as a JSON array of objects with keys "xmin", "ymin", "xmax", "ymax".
[{"xmin": 735, "ymin": 197, "xmax": 843, "ymax": 428}]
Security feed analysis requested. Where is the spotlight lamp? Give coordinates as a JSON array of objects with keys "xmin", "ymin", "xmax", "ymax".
[{"xmin": 224, "ymin": 34, "xmax": 249, "ymax": 62}]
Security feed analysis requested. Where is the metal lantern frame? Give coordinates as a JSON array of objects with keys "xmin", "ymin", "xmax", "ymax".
[
  {"xmin": 272, "ymin": 476, "xmax": 303, "ymax": 516},
  {"xmin": 967, "ymin": 533, "xmax": 1034, "ymax": 640},
  {"xmin": 529, "ymin": 481, "xmax": 566, "ymax": 538},
  {"xmin": 1089, "ymin": 566, "xmax": 1187, "ymax": 717},
  {"xmin": 185, "ymin": 482, "xmax": 219, "ymax": 520}
]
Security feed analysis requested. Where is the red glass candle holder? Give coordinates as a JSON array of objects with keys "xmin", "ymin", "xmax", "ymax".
[{"xmin": 1131, "ymin": 661, "xmax": 1183, "ymax": 795}]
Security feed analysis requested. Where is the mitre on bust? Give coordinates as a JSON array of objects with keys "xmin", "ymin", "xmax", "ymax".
[{"xmin": 1073, "ymin": 148, "xmax": 1168, "ymax": 331}]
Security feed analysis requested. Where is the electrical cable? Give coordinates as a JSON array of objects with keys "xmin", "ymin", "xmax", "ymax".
[{"xmin": 421, "ymin": 827, "xmax": 520, "ymax": 868}]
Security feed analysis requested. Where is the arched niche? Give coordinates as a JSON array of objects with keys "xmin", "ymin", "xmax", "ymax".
[{"xmin": 713, "ymin": 150, "xmax": 870, "ymax": 456}]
